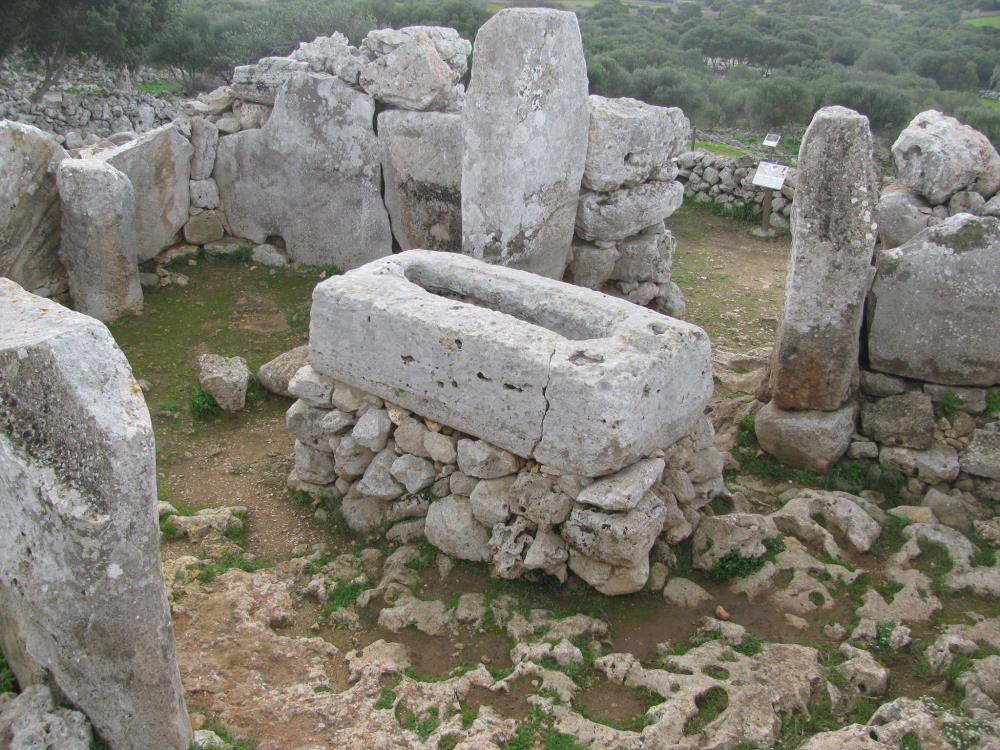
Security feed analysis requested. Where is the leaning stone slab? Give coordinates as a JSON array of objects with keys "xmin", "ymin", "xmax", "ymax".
[
  {"xmin": 0, "ymin": 279, "xmax": 190, "ymax": 750},
  {"xmin": 359, "ymin": 31, "xmax": 454, "ymax": 110},
  {"xmin": 215, "ymin": 72, "xmax": 391, "ymax": 269},
  {"xmin": 583, "ymin": 96, "xmax": 689, "ymax": 192},
  {"xmin": 99, "ymin": 123, "xmax": 193, "ymax": 263},
  {"xmin": 378, "ymin": 110, "xmax": 462, "ymax": 251},
  {"xmin": 0, "ymin": 121, "xmax": 69, "ymax": 297},
  {"xmin": 755, "ymin": 401, "xmax": 857, "ymax": 472},
  {"xmin": 55, "ymin": 159, "xmax": 143, "ymax": 322},
  {"xmin": 231, "ymin": 56, "xmax": 309, "ymax": 105},
  {"xmin": 461, "ymin": 8, "xmax": 590, "ymax": 279},
  {"xmin": 767, "ymin": 106, "xmax": 878, "ymax": 411},
  {"xmin": 867, "ymin": 214, "xmax": 1000, "ymax": 387},
  {"xmin": 309, "ymin": 251, "xmax": 712, "ymax": 476}
]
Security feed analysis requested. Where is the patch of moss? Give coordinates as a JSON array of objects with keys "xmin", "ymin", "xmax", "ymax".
[
  {"xmin": 705, "ymin": 537, "xmax": 785, "ymax": 582},
  {"xmin": 190, "ymin": 552, "xmax": 271, "ymax": 583},
  {"xmin": 683, "ymin": 686, "xmax": 729, "ymax": 735}
]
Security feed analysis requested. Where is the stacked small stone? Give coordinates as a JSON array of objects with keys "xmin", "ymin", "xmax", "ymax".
[
  {"xmin": 676, "ymin": 150, "xmax": 797, "ymax": 229},
  {"xmin": 286, "ymin": 363, "xmax": 725, "ymax": 596},
  {"xmin": 567, "ymin": 95, "xmax": 691, "ymax": 317}
]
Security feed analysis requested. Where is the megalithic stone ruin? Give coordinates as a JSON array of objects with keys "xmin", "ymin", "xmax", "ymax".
[
  {"xmin": 756, "ymin": 106, "xmax": 878, "ymax": 472},
  {"xmin": 0, "ymin": 279, "xmax": 191, "ymax": 750},
  {"xmin": 461, "ymin": 9, "xmax": 591, "ymax": 279}
]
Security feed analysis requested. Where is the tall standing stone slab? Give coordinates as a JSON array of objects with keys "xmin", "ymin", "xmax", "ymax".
[
  {"xmin": 0, "ymin": 121, "xmax": 69, "ymax": 297},
  {"xmin": 56, "ymin": 159, "xmax": 143, "ymax": 322},
  {"xmin": 378, "ymin": 110, "xmax": 463, "ymax": 251},
  {"xmin": 0, "ymin": 279, "xmax": 190, "ymax": 750},
  {"xmin": 215, "ymin": 72, "xmax": 391, "ymax": 269},
  {"xmin": 99, "ymin": 123, "xmax": 193, "ymax": 263},
  {"xmin": 461, "ymin": 9, "xmax": 590, "ymax": 279},
  {"xmin": 867, "ymin": 214, "xmax": 1000, "ymax": 386},
  {"xmin": 768, "ymin": 106, "xmax": 878, "ymax": 411}
]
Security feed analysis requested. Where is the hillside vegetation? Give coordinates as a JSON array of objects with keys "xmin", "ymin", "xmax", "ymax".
[{"xmin": 4, "ymin": 0, "xmax": 1000, "ymax": 142}]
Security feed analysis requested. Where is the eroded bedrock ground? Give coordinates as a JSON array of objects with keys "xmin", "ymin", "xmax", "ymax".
[{"xmin": 110, "ymin": 207, "xmax": 1000, "ymax": 750}]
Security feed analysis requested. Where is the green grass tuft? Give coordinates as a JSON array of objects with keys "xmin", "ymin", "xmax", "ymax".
[
  {"xmin": 189, "ymin": 386, "xmax": 220, "ymax": 419},
  {"xmin": 0, "ymin": 649, "xmax": 18, "ymax": 694},
  {"xmin": 705, "ymin": 537, "xmax": 785, "ymax": 582},
  {"xmin": 374, "ymin": 687, "xmax": 396, "ymax": 709},
  {"xmin": 191, "ymin": 552, "xmax": 271, "ymax": 583},
  {"xmin": 321, "ymin": 578, "xmax": 368, "ymax": 618},
  {"xmin": 684, "ymin": 686, "xmax": 729, "ymax": 735}
]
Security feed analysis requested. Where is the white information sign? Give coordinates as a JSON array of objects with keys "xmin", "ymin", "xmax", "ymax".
[
  {"xmin": 752, "ymin": 160, "xmax": 790, "ymax": 190},
  {"xmin": 763, "ymin": 132, "xmax": 781, "ymax": 147}
]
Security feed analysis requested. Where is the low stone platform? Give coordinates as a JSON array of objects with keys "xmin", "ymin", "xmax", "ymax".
[{"xmin": 309, "ymin": 250, "xmax": 712, "ymax": 477}]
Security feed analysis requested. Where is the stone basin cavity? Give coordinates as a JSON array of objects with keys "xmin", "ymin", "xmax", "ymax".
[{"xmin": 309, "ymin": 250, "xmax": 712, "ymax": 476}]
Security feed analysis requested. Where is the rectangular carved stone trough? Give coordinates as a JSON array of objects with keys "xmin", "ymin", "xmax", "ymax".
[{"xmin": 309, "ymin": 250, "xmax": 712, "ymax": 476}]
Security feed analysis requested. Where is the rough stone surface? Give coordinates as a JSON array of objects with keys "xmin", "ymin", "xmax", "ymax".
[
  {"xmin": 189, "ymin": 117, "xmax": 219, "ymax": 180},
  {"xmin": 768, "ymin": 107, "xmax": 878, "ymax": 411},
  {"xmin": 359, "ymin": 32, "xmax": 454, "ymax": 110},
  {"xmin": 215, "ymin": 72, "xmax": 391, "ymax": 269},
  {"xmin": 0, "ymin": 684, "xmax": 92, "ymax": 750},
  {"xmin": 308, "ymin": 251, "xmax": 712, "ymax": 476},
  {"xmin": 457, "ymin": 439, "xmax": 519, "ymax": 479},
  {"xmin": 867, "ymin": 214, "xmax": 1000, "ymax": 386},
  {"xmin": 99, "ymin": 123, "xmax": 192, "ymax": 263},
  {"xmin": 0, "ymin": 121, "xmax": 69, "ymax": 297},
  {"xmin": 378, "ymin": 109, "xmax": 462, "ymax": 251},
  {"xmin": 612, "ymin": 224, "xmax": 676, "ymax": 284},
  {"xmin": 576, "ymin": 180, "xmax": 684, "ymax": 242},
  {"xmin": 860, "ymin": 392, "xmax": 935, "ymax": 449},
  {"xmin": 183, "ymin": 211, "xmax": 225, "ymax": 245},
  {"xmin": 575, "ymin": 458, "xmax": 664, "ymax": 512},
  {"xmin": 692, "ymin": 513, "xmax": 780, "ymax": 570},
  {"xmin": 892, "ymin": 110, "xmax": 1000, "ymax": 204},
  {"xmin": 561, "ymin": 491, "xmax": 666, "ymax": 568},
  {"xmin": 0, "ymin": 279, "xmax": 190, "ymax": 750},
  {"xmin": 424, "ymin": 496, "xmax": 490, "ymax": 561},
  {"xmin": 55, "ymin": 159, "xmax": 143, "ymax": 322},
  {"xmin": 755, "ymin": 401, "xmax": 857, "ymax": 472},
  {"xmin": 231, "ymin": 56, "xmax": 308, "ymax": 105},
  {"xmin": 565, "ymin": 240, "xmax": 619, "ymax": 289},
  {"xmin": 961, "ymin": 423, "xmax": 1000, "ymax": 480},
  {"xmin": 461, "ymin": 9, "xmax": 590, "ymax": 279},
  {"xmin": 877, "ymin": 188, "xmax": 931, "ymax": 250},
  {"xmin": 470, "ymin": 476, "xmax": 515, "ymax": 526},
  {"xmin": 582, "ymin": 95, "xmax": 690, "ymax": 192},
  {"xmin": 196, "ymin": 353, "xmax": 251, "ymax": 412}
]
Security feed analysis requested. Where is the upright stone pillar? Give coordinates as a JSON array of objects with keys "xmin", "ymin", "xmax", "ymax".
[
  {"xmin": 767, "ymin": 106, "xmax": 878, "ymax": 411},
  {"xmin": 757, "ymin": 107, "xmax": 878, "ymax": 472},
  {"xmin": 56, "ymin": 159, "xmax": 143, "ymax": 322},
  {"xmin": 0, "ymin": 279, "xmax": 191, "ymax": 750},
  {"xmin": 461, "ymin": 8, "xmax": 590, "ymax": 279}
]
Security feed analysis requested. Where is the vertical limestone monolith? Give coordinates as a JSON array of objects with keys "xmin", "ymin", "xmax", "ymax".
[
  {"xmin": 461, "ymin": 9, "xmax": 590, "ymax": 279},
  {"xmin": 0, "ymin": 278, "xmax": 190, "ymax": 750}
]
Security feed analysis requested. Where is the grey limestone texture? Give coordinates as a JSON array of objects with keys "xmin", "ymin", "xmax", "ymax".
[
  {"xmin": 461, "ymin": 9, "xmax": 590, "ymax": 279},
  {"xmin": 0, "ymin": 121, "xmax": 69, "ymax": 297},
  {"xmin": 99, "ymin": 122, "xmax": 192, "ymax": 263},
  {"xmin": 867, "ymin": 214, "xmax": 1000, "ymax": 387},
  {"xmin": 768, "ymin": 106, "xmax": 878, "ymax": 412},
  {"xmin": 308, "ymin": 250, "xmax": 712, "ymax": 477},
  {"xmin": 215, "ymin": 71, "xmax": 391, "ymax": 269},
  {"xmin": 0, "ymin": 278, "xmax": 190, "ymax": 750}
]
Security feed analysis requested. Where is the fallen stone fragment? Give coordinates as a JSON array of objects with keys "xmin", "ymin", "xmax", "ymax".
[
  {"xmin": 257, "ymin": 345, "xmax": 309, "ymax": 398},
  {"xmin": 196, "ymin": 353, "xmax": 251, "ymax": 412}
]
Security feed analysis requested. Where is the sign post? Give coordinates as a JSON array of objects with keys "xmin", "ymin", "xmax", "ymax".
[{"xmin": 751, "ymin": 160, "xmax": 790, "ymax": 239}]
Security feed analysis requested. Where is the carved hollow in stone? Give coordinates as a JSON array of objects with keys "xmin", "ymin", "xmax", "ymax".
[{"xmin": 308, "ymin": 250, "xmax": 712, "ymax": 476}]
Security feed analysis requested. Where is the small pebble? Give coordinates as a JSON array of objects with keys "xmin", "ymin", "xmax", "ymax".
[{"xmin": 715, "ymin": 605, "xmax": 731, "ymax": 621}]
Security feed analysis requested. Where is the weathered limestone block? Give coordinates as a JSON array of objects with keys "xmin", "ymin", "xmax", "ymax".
[
  {"xmin": 867, "ymin": 215, "xmax": 1000, "ymax": 386},
  {"xmin": 576, "ymin": 180, "xmax": 684, "ymax": 242},
  {"xmin": 183, "ymin": 211, "xmax": 225, "ymax": 245},
  {"xmin": 215, "ymin": 72, "xmax": 391, "ymax": 269},
  {"xmin": 291, "ymin": 33, "xmax": 365, "ymax": 81},
  {"xmin": 612, "ymin": 224, "xmax": 676, "ymax": 284},
  {"xmin": 565, "ymin": 240, "xmax": 619, "ymax": 289},
  {"xmin": 692, "ymin": 513, "xmax": 780, "ymax": 570},
  {"xmin": 190, "ymin": 179, "xmax": 220, "ymax": 210},
  {"xmin": 424, "ymin": 496, "xmax": 490, "ymax": 561},
  {"xmin": 583, "ymin": 95, "xmax": 690, "ymax": 192},
  {"xmin": 99, "ymin": 123, "xmax": 193, "ymax": 263},
  {"xmin": 359, "ymin": 32, "xmax": 454, "ymax": 110},
  {"xmin": 258, "ymin": 346, "xmax": 309, "ymax": 398},
  {"xmin": 877, "ymin": 188, "xmax": 931, "ymax": 250},
  {"xmin": 378, "ymin": 110, "xmax": 462, "ymax": 251},
  {"xmin": 0, "ymin": 121, "xmax": 68, "ymax": 297},
  {"xmin": 461, "ymin": 9, "xmax": 590, "ymax": 279},
  {"xmin": 55, "ymin": 159, "xmax": 143, "ymax": 322},
  {"xmin": 892, "ymin": 110, "xmax": 1000, "ymax": 204},
  {"xmin": 195, "ymin": 353, "xmax": 250, "ymax": 412},
  {"xmin": 0, "ymin": 279, "xmax": 190, "ymax": 750},
  {"xmin": 309, "ymin": 251, "xmax": 712, "ymax": 476},
  {"xmin": 362, "ymin": 27, "xmax": 472, "ymax": 83},
  {"xmin": 231, "ymin": 56, "xmax": 309, "ymax": 105},
  {"xmin": 860, "ymin": 392, "xmax": 935, "ymax": 450},
  {"xmin": 189, "ymin": 117, "xmax": 219, "ymax": 180},
  {"xmin": 0, "ymin": 684, "xmax": 93, "ymax": 749},
  {"xmin": 755, "ymin": 401, "xmax": 857, "ymax": 472},
  {"xmin": 768, "ymin": 106, "xmax": 878, "ymax": 411}
]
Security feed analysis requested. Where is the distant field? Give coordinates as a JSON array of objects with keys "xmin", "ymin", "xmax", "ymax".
[
  {"xmin": 980, "ymin": 97, "xmax": 1000, "ymax": 109},
  {"xmin": 964, "ymin": 15, "xmax": 1000, "ymax": 28},
  {"xmin": 693, "ymin": 140, "xmax": 747, "ymax": 157}
]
